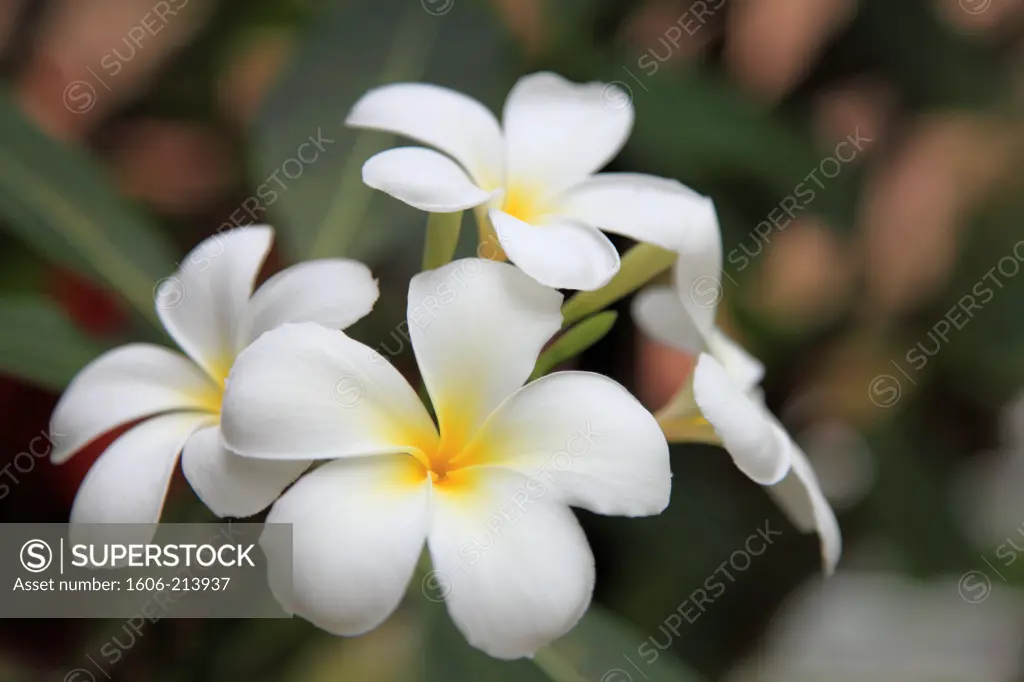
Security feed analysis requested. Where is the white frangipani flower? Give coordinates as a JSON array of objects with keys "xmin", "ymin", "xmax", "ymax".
[
  {"xmin": 221, "ymin": 258, "xmax": 671, "ymax": 659},
  {"xmin": 346, "ymin": 71, "xmax": 716, "ymax": 291},
  {"xmin": 50, "ymin": 226, "xmax": 379, "ymax": 535},
  {"xmin": 632, "ymin": 224, "xmax": 841, "ymax": 573}
]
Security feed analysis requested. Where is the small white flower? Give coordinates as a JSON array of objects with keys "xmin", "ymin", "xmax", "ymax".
[
  {"xmin": 50, "ymin": 226, "xmax": 379, "ymax": 539},
  {"xmin": 632, "ymin": 222, "xmax": 841, "ymax": 573},
  {"xmin": 346, "ymin": 71, "xmax": 716, "ymax": 291},
  {"xmin": 221, "ymin": 258, "xmax": 671, "ymax": 659}
]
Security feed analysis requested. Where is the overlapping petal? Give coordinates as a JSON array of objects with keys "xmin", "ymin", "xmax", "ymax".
[
  {"xmin": 221, "ymin": 323, "xmax": 438, "ymax": 461},
  {"xmin": 489, "ymin": 210, "xmax": 620, "ymax": 291},
  {"xmin": 238, "ymin": 258, "xmax": 379, "ymax": 348},
  {"xmin": 408, "ymin": 259, "xmax": 563, "ymax": 450},
  {"xmin": 502, "ymin": 72, "xmax": 633, "ymax": 193},
  {"xmin": 156, "ymin": 226, "xmax": 273, "ymax": 380},
  {"xmin": 262, "ymin": 456, "xmax": 430, "ymax": 635},
  {"xmin": 50, "ymin": 344, "xmax": 219, "ymax": 464},
  {"xmin": 181, "ymin": 425, "xmax": 311, "ymax": 518},
  {"xmin": 362, "ymin": 147, "xmax": 495, "ymax": 212},
  {"xmin": 463, "ymin": 371, "xmax": 671, "ymax": 516},
  {"xmin": 70, "ymin": 412, "xmax": 212, "ymax": 545},
  {"xmin": 345, "ymin": 82, "xmax": 504, "ymax": 186},
  {"xmin": 428, "ymin": 467, "xmax": 595, "ymax": 659}
]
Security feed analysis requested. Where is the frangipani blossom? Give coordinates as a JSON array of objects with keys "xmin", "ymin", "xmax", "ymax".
[
  {"xmin": 50, "ymin": 226, "xmax": 379, "ymax": 538},
  {"xmin": 346, "ymin": 71, "xmax": 716, "ymax": 291},
  {"xmin": 221, "ymin": 258, "xmax": 671, "ymax": 659},
  {"xmin": 632, "ymin": 224, "xmax": 841, "ymax": 573}
]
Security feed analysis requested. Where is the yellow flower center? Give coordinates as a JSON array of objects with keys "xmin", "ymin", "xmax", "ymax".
[{"xmin": 501, "ymin": 183, "xmax": 551, "ymax": 224}]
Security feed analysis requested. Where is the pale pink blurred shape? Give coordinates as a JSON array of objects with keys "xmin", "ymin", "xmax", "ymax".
[
  {"xmin": 725, "ymin": 0, "xmax": 856, "ymax": 101},
  {"xmin": 110, "ymin": 119, "xmax": 234, "ymax": 215},
  {"xmin": 814, "ymin": 80, "xmax": 895, "ymax": 153},
  {"xmin": 859, "ymin": 115, "xmax": 1020, "ymax": 319},
  {"xmin": 217, "ymin": 30, "xmax": 294, "ymax": 128},
  {"xmin": 16, "ymin": 0, "xmax": 215, "ymax": 138}
]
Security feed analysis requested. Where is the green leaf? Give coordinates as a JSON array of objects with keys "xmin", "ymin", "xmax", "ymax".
[
  {"xmin": 422, "ymin": 211, "xmax": 464, "ymax": 271},
  {"xmin": 532, "ymin": 311, "xmax": 618, "ymax": 380},
  {"xmin": 252, "ymin": 0, "xmax": 518, "ymax": 263},
  {"xmin": 0, "ymin": 296, "xmax": 105, "ymax": 391},
  {"xmin": 0, "ymin": 91, "xmax": 177, "ymax": 324},
  {"xmin": 536, "ymin": 606, "xmax": 705, "ymax": 682},
  {"xmin": 562, "ymin": 243, "xmax": 676, "ymax": 327}
]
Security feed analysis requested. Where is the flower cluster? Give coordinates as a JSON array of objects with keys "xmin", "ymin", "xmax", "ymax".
[{"xmin": 51, "ymin": 72, "xmax": 839, "ymax": 659}]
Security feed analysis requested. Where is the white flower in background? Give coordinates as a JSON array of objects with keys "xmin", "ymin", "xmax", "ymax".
[
  {"xmin": 632, "ymin": 222, "xmax": 841, "ymax": 573},
  {"xmin": 221, "ymin": 258, "xmax": 671, "ymax": 659},
  {"xmin": 50, "ymin": 226, "xmax": 379, "ymax": 537},
  {"xmin": 346, "ymin": 71, "xmax": 716, "ymax": 291}
]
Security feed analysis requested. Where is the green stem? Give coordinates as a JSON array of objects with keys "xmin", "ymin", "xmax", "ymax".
[
  {"xmin": 422, "ymin": 211, "xmax": 463, "ymax": 271},
  {"xmin": 532, "ymin": 646, "xmax": 591, "ymax": 682},
  {"xmin": 561, "ymin": 242, "xmax": 677, "ymax": 327}
]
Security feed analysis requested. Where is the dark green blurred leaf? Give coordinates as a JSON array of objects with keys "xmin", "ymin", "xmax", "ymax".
[
  {"xmin": 254, "ymin": 0, "xmax": 517, "ymax": 264},
  {"xmin": 0, "ymin": 92, "xmax": 178, "ymax": 324},
  {"xmin": 0, "ymin": 296, "xmax": 105, "ymax": 391},
  {"xmin": 532, "ymin": 311, "xmax": 618, "ymax": 380}
]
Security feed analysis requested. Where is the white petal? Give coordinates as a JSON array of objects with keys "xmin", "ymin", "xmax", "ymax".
[
  {"xmin": 408, "ymin": 259, "xmax": 562, "ymax": 450},
  {"xmin": 466, "ymin": 371, "xmax": 671, "ymax": 516},
  {"xmin": 692, "ymin": 354, "xmax": 790, "ymax": 485},
  {"xmin": 362, "ymin": 147, "xmax": 494, "ymax": 212},
  {"xmin": 428, "ymin": 468, "xmax": 594, "ymax": 659},
  {"xmin": 70, "ymin": 412, "xmax": 212, "ymax": 545},
  {"xmin": 707, "ymin": 329, "xmax": 765, "ymax": 392},
  {"xmin": 631, "ymin": 285, "xmax": 705, "ymax": 354},
  {"xmin": 262, "ymin": 456, "xmax": 429, "ymax": 635},
  {"xmin": 345, "ymin": 83, "xmax": 504, "ymax": 186},
  {"xmin": 222, "ymin": 323, "xmax": 438, "ymax": 460},
  {"xmin": 767, "ymin": 436, "xmax": 842, "ymax": 574},
  {"xmin": 560, "ymin": 173, "xmax": 718, "ymax": 252},
  {"xmin": 238, "ymin": 258, "xmax": 379, "ymax": 348},
  {"xmin": 157, "ymin": 226, "xmax": 273, "ymax": 380},
  {"xmin": 503, "ymin": 72, "xmax": 633, "ymax": 193},
  {"xmin": 669, "ymin": 213, "xmax": 724, "ymax": 340},
  {"xmin": 490, "ymin": 210, "xmax": 620, "ymax": 291},
  {"xmin": 181, "ymin": 425, "xmax": 311, "ymax": 518},
  {"xmin": 50, "ymin": 344, "xmax": 219, "ymax": 464}
]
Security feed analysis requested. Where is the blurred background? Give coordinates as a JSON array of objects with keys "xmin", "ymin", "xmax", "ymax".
[{"xmin": 0, "ymin": 0, "xmax": 1023, "ymax": 680}]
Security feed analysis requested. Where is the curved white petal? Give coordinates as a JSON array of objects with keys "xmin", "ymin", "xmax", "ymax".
[
  {"xmin": 262, "ymin": 456, "xmax": 429, "ymax": 635},
  {"xmin": 560, "ymin": 174, "xmax": 718, "ymax": 252},
  {"xmin": 428, "ymin": 468, "xmax": 594, "ymax": 659},
  {"xmin": 490, "ymin": 210, "xmax": 620, "ymax": 291},
  {"xmin": 345, "ymin": 83, "xmax": 504, "ymax": 186},
  {"xmin": 464, "ymin": 371, "xmax": 671, "ymax": 516},
  {"xmin": 631, "ymin": 285, "xmax": 705, "ymax": 354},
  {"xmin": 707, "ymin": 329, "xmax": 765, "ymax": 392},
  {"xmin": 692, "ymin": 354, "xmax": 790, "ymax": 485},
  {"xmin": 238, "ymin": 258, "xmax": 379, "ymax": 348},
  {"xmin": 408, "ymin": 259, "xmax": 562, "ymax": 450},
  {"xmin": 50, "ymin": 344, "xmax": 219, "ymax": 464},
  {"xmin": 181, "ymin": 425, "xmax": 311, "ymax": 518},
  {"xmin": 70, "ymin": 412, "xmax": 212, "ymax": 545},
  {"xmin": 670, "ymin": 214, "xmax": 724, "ymax": 340},
  {"xmin": 157, "ymin": 226, "xmax": 273, "ymax": 381},
  {"xmin": 362, "ymin": 147, "xmax": 495, "ymax": 212},
  {"xmin": 767, "ymin": 435, "xmax": 842, "ymax": 574},
  {"xmin": 222, "ymin": 323, "xmax": 438, "ymax": 460},
  {"xmin": 503, "ymin": 72, "xmax": 633, "ymax": 193}
]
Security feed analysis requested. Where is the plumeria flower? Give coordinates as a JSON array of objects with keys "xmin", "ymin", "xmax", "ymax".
[
  {"xmin": 50, "ymin": 227, "xmax": 379, "ymax": 539},
  {"xmin": 632, "ymin": 223, "xmax": 841, "ymax": 573},
  {"xmin": 346, "ymin": 71, "xmax": 715, "ymax": 291},
  {"xmin": 220, "ymin": 258, "xmax": 671, "ymax": 659}
]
